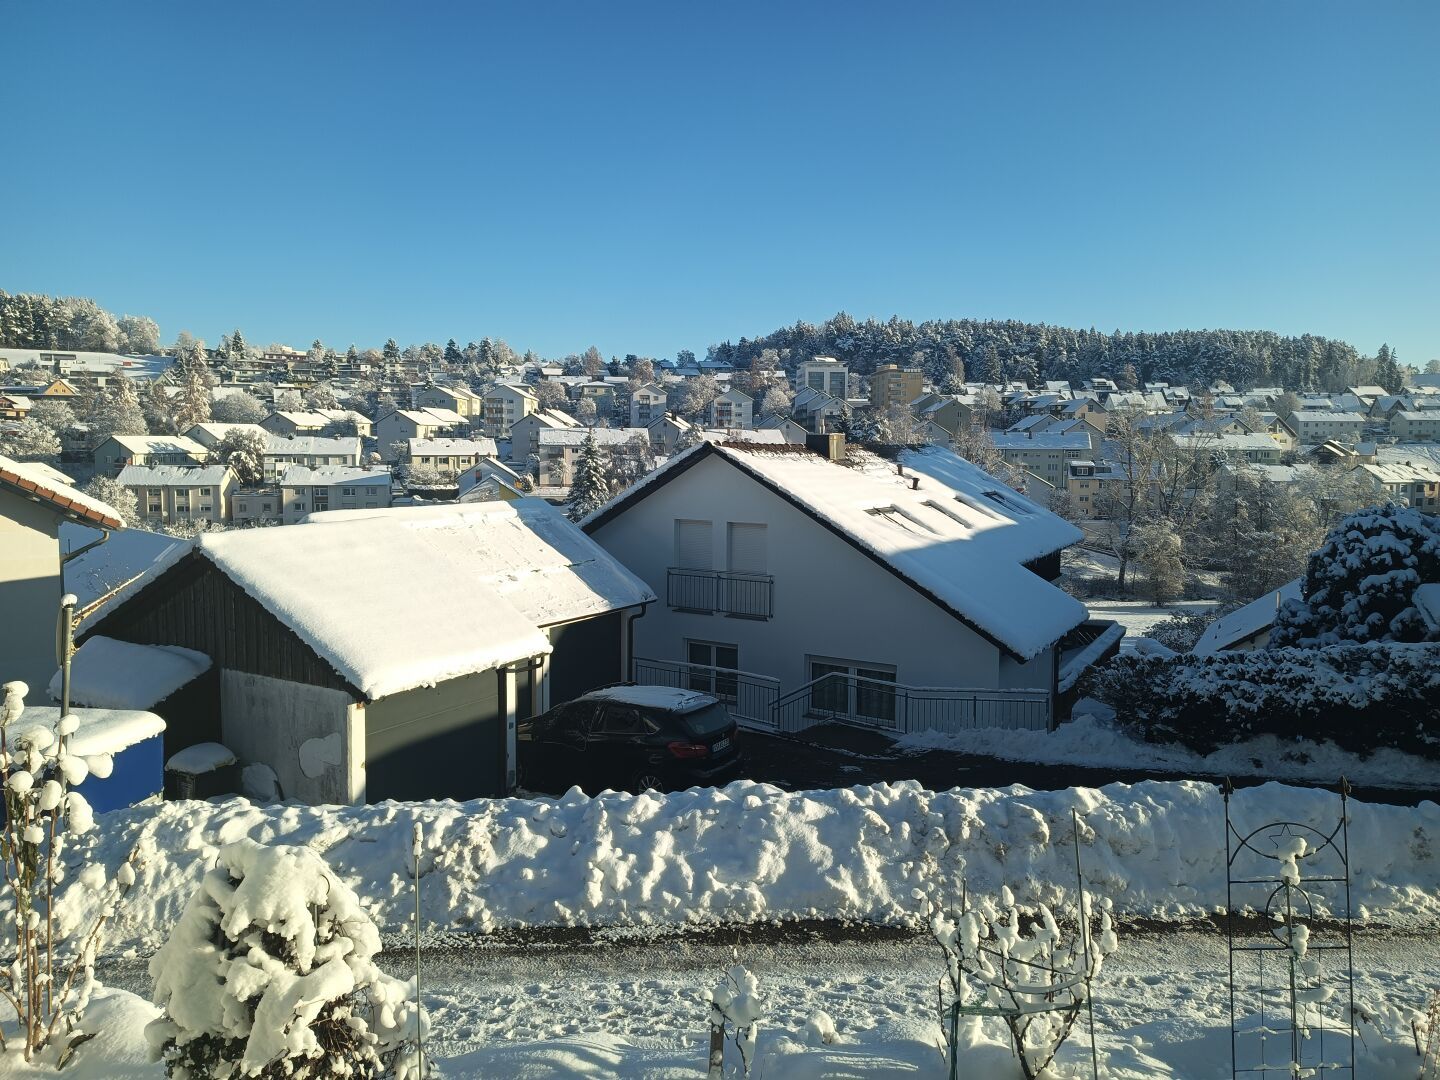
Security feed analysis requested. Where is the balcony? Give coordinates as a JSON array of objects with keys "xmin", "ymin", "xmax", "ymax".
[{"xmin": 666, "ymin": 568, "xmax": 774, "ymax": 619}]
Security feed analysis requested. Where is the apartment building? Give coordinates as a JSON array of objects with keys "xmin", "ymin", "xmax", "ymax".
[
  {"xmin": 278, "ymin": 465, "xmax": 395, "ymax": 524},
  {"xmin": 1290, "ymin": 410, "xmax": 1367, "ymax": 445},
  {"xmin": 536, "ymin": 427, "xmax": 649, "ymax": 486},
  {"xmin": 629, "ymin": 383, "xmax": 669, "ymax": 427},
  {"xmin": 991, "ymin": 431, "xmax": 1096, "ymax": 488},
  {"xmin": 482, "ymin": 384, "xmax": 538, "ymax": 437},
  {"xmin": 414, "ymin": 383, "xmax": 485, "ymax": 427},
  {"xmin": 705, "ymin": 387, "xmax": 754, "ymax": 430},
  {"xmin": 374, "ymin": 408, "xmax": 469, "ymax": 456},
  {"xmin": 1389, "ymin": 411, "xmax": 1440, "ymax": 441},
  {"xmin": 93, "ymin": 434, "xmax": 206, "ymax": 476},
  {"xmin": 407, "ymin": 437, "xmax": 499, "ymax": 474},
  {"xmin": 797, "ymin": 357, "xmax": 849, "ymax": 398},
  {"xmin": 118, "ymin": 464, "xmax": 235, "ymax": 527}
]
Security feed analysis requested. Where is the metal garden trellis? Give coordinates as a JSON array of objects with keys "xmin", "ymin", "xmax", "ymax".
[{"xmin": 1224, "ymin": 778, "xmax": 1356, "ymax": 1079}]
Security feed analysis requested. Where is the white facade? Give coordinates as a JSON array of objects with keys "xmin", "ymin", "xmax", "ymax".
[
  {"xmin": 483, "ymin": 384, "xmax": 538, "ymax": 437},
  {"xmin": 278, "ymin": 466, "xmax": 393, "ymax": 524},
  {"xmin": 797, "ymin": 357, "xmax": 849, "ymax": 398},
  {"xmin": 587, "ymin": 452, "xmax": 1059, "ymax": 708}
]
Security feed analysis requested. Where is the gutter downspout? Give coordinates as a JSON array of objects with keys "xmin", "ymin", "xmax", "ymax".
[{"xmin": 626, "ymin": 601, "xmax": 651, "ymax": 682}]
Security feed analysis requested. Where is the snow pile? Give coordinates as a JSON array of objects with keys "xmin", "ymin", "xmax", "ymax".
[
  {"xmin": 57, "ymin": 780, "xmax": 1440, "ymax": 956},
  {"xmin": 49, "ymin": 635, "xmax": 210, "ymax": 710}
]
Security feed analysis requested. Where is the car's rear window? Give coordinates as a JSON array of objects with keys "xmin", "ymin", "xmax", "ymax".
[{"xmin": 679, "ymin": 703, "xmax": 732, "ymax": 738}]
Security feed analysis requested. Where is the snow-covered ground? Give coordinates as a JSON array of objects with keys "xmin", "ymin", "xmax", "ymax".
[
  {"xmin": 1084, "ymin": 598, "xmax": 1221, "ymax": 649},
  {"xmin": 33, "ymin": 928, "xmax": 1440, "ymax": 1079},
  {"xmin": 898, "ymin": 712, "xmax": 1440, "ymax": 789}
]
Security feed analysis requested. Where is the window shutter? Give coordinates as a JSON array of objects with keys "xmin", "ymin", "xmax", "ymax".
[
  {"xmin": 727, "ymin": 523, "xmax": 767, "ymax": 574},
  {"xmin": 675, "ymin": 519, "xmax": 712, "ymax": 569}
]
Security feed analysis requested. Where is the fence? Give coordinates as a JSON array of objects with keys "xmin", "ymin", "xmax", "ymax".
[
  {"xmin": 633, "ymin": 659, "xmax": 1050, "ymax": 735},
  {"xmin": 665, "ymin": 569, "xmax": 774, "ymax": 620}
]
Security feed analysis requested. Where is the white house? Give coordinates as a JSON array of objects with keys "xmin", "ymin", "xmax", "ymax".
[
  {"xmin": 583, "ymin": 439, "xmax": 1116, "ymax": 733},
  {"xmin": 629, "ymin": 383, "xmax": 669, "ymax": 427},
  {"xmin": 537, "ymin": 427, "xmax": 650, "ymax": 486},
  {"xmin": 374, "ymin": 408, "xmax": 469, "ymax": 456},
  {"xmin": 93, "ymin": 434, "xmax": 206, "ymax": 476},
  {"xmin": 797, "ymin": 357, "xmax": 849, "ymax": 398},
  {"xmin": 414, "ymin": 383, "xmax": 484, "ymax": 427},
  {"xmin": 406, "ymin": 437, "xmax": 499, "ymax": 474},
  {"xmin": 1290, "ymin": 411, "xmax": 1367, "ymax": 445},
  {"xmin": 508, "ymin": 408, "xmax": 581, "ymax": 461},
  {"xmin": 705, "ymin": 387, "xmax": 754, "ymax": 430}
]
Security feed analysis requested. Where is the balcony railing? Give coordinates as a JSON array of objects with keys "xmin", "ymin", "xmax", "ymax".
[
  {"xmin": 666, "ymin": 568, "xmax": 774, "ymax": 619},
  {"xmin": 633, "ymin": 657, "xmax": 780, "ymax": 729}
]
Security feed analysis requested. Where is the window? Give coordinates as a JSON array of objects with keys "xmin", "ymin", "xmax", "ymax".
[
  {"xmin": 675, "ymin": 519, "xmax": 712, "ymax": 570},
  {"xmin": 807, "ymin": 656, "xmax": 897, "ymax": 725},
  {"xmin": 262, "ymin": 502, "xmax": 273, "ymax": 511},
  {"xmin": 867, "ymin": 506, "xmax": 938, "ymax": 535},
  {"xmin": 687, "ymin": 640, "xmax": 739, "ymax": 701},
  {"xmin": 726, "ymin": 523, "xmax": 767, "ymax": 574},
  {"xmin": 599, "ymin": 705, "xmax": 652, "ymax": 735},
  {"xmin": 200, "ymin": 488, "xmax": 211, "ymax": 496}
]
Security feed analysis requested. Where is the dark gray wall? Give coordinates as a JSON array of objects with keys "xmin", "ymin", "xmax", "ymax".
[
  {"xmin": 364, "ymin": 671, "xmax": 504, "ymax": 801},
  {"xmin": 547, "ymin": 611, "xmax": 623, "ymax": 705}
]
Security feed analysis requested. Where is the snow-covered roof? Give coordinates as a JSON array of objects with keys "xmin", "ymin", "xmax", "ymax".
[
  {"xmin": 117, "ymin": 464, "xmax": 232, "ymax": 487},
  {"xmin": 0, "ymin": 453, "xmax": 125, "ymax": 528},
  {"xmin": 1192, "ymin": 578, "xmax": 1303, "ymax": 656},
  {"xmin": 50, "ymin": 635, "xmax": 211, "ymax": 710},
  {"xmin": 991, "ymin": 432, "xmax": 1093, "ymax": 452},
  {"xmin": 1292, "ymin": 410, "xmax": 1366, "ymax": 423},
  {"xmin": 1415, "ymin": 583, "xmax": 1440, "ymax": 632},
  {"xmin": 700, "ymin": 429, "xmax": 786, "ymax": 444},
  {"xmin": 1360, "ymin": 461, "xmax": 1440, "ymax": 485},
  {"xmin": 194, "ymin": 519, "xmax": 553, "ymax": 699},
  {"xmin": 23, "ymin": 706, "xmax": 166, "ymax": 758},
  {"xmin": 61, "ymin": 522, "xmax": 185, "ymax": 620},
  {"xmin": 585, "ymin": 443, "xmax": 1087, "ymax": 660},
  {"xmin": 538, "ymin": 427, "xmax": 649, "ymax": 447},
  {"xmin": 102, "ymin": 434, "xmax": 206, "ymax": 456},
  {"xmin": 581, "ymin": 686, "xmax": 717, "ymax": 712},
  {"xmin": 278, "ymin": 464, "xmax": 391, "ymax": 487},
  {"xmin": 265, "ymin": 434, "xmax": 363, "ymax": 456},
  {"xmin": 409, "ymin": 437, "xmax": 499, "ymax": 456},
  {"xmin": 304, "ymin": 498, "xmax": 655, "ymax": 631}
]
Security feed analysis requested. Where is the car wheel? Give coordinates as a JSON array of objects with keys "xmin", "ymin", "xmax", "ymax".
[{"xmin": 633, "ymin": 772, "xmax": 666, "ymax": 794}]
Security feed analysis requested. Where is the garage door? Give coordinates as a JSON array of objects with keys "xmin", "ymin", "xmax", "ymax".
[{"xmin": 364, "ymin": 671, "xmax": 505, "ymax": 801}]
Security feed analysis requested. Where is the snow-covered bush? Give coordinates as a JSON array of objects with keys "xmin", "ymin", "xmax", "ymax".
[
  {"xmin": 1084, "ymin": 642, "xmax": 1440, "ymax": 757},
  {"xmin": 706, "ymin": 960, "xmax": 763, "ymax": 1077},
  {"xmin": 1271, "ymin": 504, "xmax": 1440, "ymax": 648},
  {"xmin": 146, "ymin": 838, "xmax": 426, "ymax": 1080},
  {"xmin": 926, "ymin": 883, "xmax": 1117, "ymax": 1080},
  {"xmin": 0, "ymin": 681, "xmax": 138, "ymax": 1061},
  {"xmin": 1147, "ymin": 605, "xmax": 1234, "ymax": 652}
]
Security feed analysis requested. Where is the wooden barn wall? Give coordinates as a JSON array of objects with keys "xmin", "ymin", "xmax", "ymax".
[{"xmin": 85, "ymin": 555, "xmax": 357, "ymax": 696}]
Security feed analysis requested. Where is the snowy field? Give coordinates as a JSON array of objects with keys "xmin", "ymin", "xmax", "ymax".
[
  {"xmin": 10, "ymin": 779, "xmax": 1438, "ymax": 1077},
  {"xmin": 1084, "ymin": 598, "xmax": 1222, "ymax": 649}
]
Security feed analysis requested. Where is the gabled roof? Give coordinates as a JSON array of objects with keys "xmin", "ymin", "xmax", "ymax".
[
  {"xmin": 0, "ymin": 454, "xmax": 125, "ymax": 528},
  {"xmin": 117, "ymin": 464, "xmax": 232, "ymax": 487},
  {"xmin": 1193, "ymin": 579, "xmax": 1303, "ymax": 655},
  {"xmin": 583, "ymin": 443, "xmax": 1086, "ymax": 661},
  {"xmin": 101, "ymin": 434, "xmax": 206, "ymax": 456}
]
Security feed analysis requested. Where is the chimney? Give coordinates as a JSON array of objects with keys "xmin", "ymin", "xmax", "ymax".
[
  {"xmin": 805, "ymin": 431, "xmax": 847, "ymax": 463},
  {"xmin": 910, "ymin": 476, "xmax": 920, "ymax": 490}
]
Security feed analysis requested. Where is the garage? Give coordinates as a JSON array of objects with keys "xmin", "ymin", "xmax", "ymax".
[{"xmin": 364, "ymin": 671, "xmax": 507, "ymax": 801}]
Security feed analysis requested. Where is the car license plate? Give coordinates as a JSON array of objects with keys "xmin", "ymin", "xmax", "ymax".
[{"xmin": 712, "ymin": 737, "xmax": 730, "ymax": 753}]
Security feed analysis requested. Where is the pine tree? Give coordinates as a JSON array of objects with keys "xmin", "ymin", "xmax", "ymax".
[
  {"xmin": 226, "ymin": 329, "xmax": 248, "ymax": 364},
  {"xmin": 444, "ymin": 338, "xmax": 462, "ymax": 366},
  {"xmin": 982, "ymin": 344, "xmax": 1003, "ymax": 385},
  {"xmin": 566, "ymin": 431, "xmax": 612, "ymax": 521}
]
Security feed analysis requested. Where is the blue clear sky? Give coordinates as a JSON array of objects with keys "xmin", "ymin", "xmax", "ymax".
[{"xmin": 4, "ymin": 1, "xmax": 1436, "ymax": 364}]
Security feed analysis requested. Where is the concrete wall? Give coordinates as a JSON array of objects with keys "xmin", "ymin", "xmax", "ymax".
[
  {"xmin": 220, "ymin": 669, "xmax": 355, "ymax": 804},
  {"xmin": 589, "ymin": 452, "xmax": 1027, "ymax": 694},
  {"xmin": 0, "ymin": 491, "xmax": 62, "ymax": 695}
]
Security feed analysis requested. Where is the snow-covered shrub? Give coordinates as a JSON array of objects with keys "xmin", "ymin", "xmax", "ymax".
[
  {"xmin": 1083, "ymin": 641, "xmax": 1440, "ymax": 757},
  {"xmin": 146, "ymin": 838, "xmax": 426, "ymax": 1080},
  {"xmin": 1271, "ymin": 504, "xmax": 1440, "ymax": 648},
  {"xmin": 706, "ymin": 960, "xmax": 763, "ymax": 1077},
  {"xmin": 0, "ymin": 681, "xmax": 139, "ymax": 1061},
  {"xmin": 1147, "ymin": 604, "xmax": 1234, "ymax": 652},
  {"xmin": 926, "ymin": 883, "xmax": 1118, "ymax": 1080}
]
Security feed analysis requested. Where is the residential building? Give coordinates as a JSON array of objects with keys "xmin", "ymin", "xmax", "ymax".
[
  {"xmin": 406, "ymin": 437, "xmax": 499, "ymax": 474},
  {"xmin": 414, "ymin": 383, "xmax": 485, "ymax": 426},
  {"xmin": 230, "ymin": 488, "xmax": 282, "ymax": 525},
  {"xmin": 1357, "ymin": 461, "xmax": 1440, "ymax": 510},
  {"xmin": 629, "ymin": 383, "xmax": 669, "ymax": 427},
  {"xmin": 374, "ymin": 407, "xmax": 469, "ymax": 456},
  {"xmin": 278, "ymin": 465, "xmax": 394, "ymax": 523},
  {"xmin": 1172, "ymin": 432, "xmax": 1284, "ymax": 466},
  {"xmin": 871, "ymin": 365, "xmax": 925, "ymax": 411},
  {"xmin": 482, "ymin": 384, "xmax": 538, "ymax": 437},
  {"xmin": 93, "ymin": 434, "xmax": 206, "ymax": 476},
  {"xmin": 1290, "ymin": 410, "xmax": 1367, "ymax": 445},
  {"xmin": 508, "ymin": 408, "xmax": 581, "ymax": 461},
  {"xmin": 790, "ymin": 386, "xmax": 847, "ymax": 433},
  {"xmin": 647, "ymin": 414, "xmax": 696, "ymax": 455},
  {"xmin": 1063, "ymin": 460, "xmax": 1126, "ymax": 519},
  {"xmin": 755, "ymin": 414, "xmax": 810, "ymax": 444},
  {"xmin": 260, "ymin": 410, "xmax": 331, "ymax": 437},
  {"xmin": 537, "ymin": 427, "xmax": 650, "ymax": 486},
  {"xmin": 1390, "ymin": 412, "xmax": 1440, "ymax": 441},
  {"xmin": 705, "ymin": 387, "xmax": 754, "ymax": 430},
  {"xmin": 584, "ymin": 440, "xmax": 1118, "ymax": 732},
  {"xmin": 1192, "ymin": 580, "xmax": 1304, "ymax": 655},
  {"xmin": 0, "ymin": 454, "xmax": 126, "ymax": 691},
  {"xmin": 79, "ymin": 499, "xmax": 653, "ymax": 802},
  {"xmin": 117, "ymin": 464, "xmax": 235, "ymax": 526},
  {"xmin": 797, "ymin": 357, "xmax": 849, "ymax": 398},
  {"xmin": 991, "ymin": 431, "xmax": 1096, "ymax": 488}
]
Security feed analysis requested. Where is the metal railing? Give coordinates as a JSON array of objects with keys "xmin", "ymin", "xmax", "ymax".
[
  {"xmin": 772, "ymin": 672, "xmax": 1051, "ymax": 735},
  {"xmin": 633, "ymin": 659, "xmax": 1051, "ymax": 736},
  {"xmin": 666, "ymin": 568, "xmax": 774, "ymax": 619},
  {"xmin": 633, "ymin": 657, "xmax": 781, "ymax": 729}
]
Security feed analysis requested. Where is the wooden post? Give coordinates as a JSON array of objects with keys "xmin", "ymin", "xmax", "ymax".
[{"xmin": 707, "ymin": 1001, "xmax": 726, "ymax": 1079}]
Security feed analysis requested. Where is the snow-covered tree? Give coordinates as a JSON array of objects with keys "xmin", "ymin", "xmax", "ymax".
[
  {"xmin": 581, "ymin": 345, "xmax": 605, "ymax": 379},
  {"xmin": 533, "ymin": 380, "xmax": 569, "ymax": 412},
  {"xmin": 87, "ymin": 378, "xmax": 148, "ymax": 442},
  {"xmin": 146, "ymin": 839, "xmax": 425, "ymax": 1080},
  {"xmin": 707, "ymin": 962, "xmax": 763, "ymax": 1077},
  {"xmin": 566, "ymin": 431, "xmax": 611, "ymax": 521},
  {"xmin": 611, "ymin": 434, "xmax": 656, "ymax": 489},
  {"xmin": 575, "ymin": 398, "xmax": 598, "ymax": 426},
  {"xmin": 873, "ymin": 404, "xmax": 924, "ymax": 446},
  {"xmin": 26, "ymin": 398, "xmax": 76, "ymax": 434},
  {"xmin": 1133, "ymin": 519, "xmax": 1185, "ymax": 605},
  {"xmin": 1271, "ymin": 504, "xmax": 1440, "ymax": 648},
  {"xmin": 678, "ymin": 374, "xmax": 721, "ymax": 421},
  {"xmin": 117, "ymin": 314, "xmax": 161, "ymax": 355},
  {"xmin": 759, "ymin": 385, "xmax": 792, "ymax": 417},
  {"xmin": 80, "ymin": 474, "xmax": 139, "ymax": 522},
  {"xmin": 214, "ymin": 429, "xmax": 268, "ymax": 487},
  {"xmin": 0, "ymin": 418, "xmax": 61, "ymax": 462},
  {"xmin": 211, "ymin": 391, "xmax": 268, "ymax": 425},
  {"xmin": 171, "ymin": 351, "xmax": 213, "ymax": 432},
  {"xmin": 304, "ymin": 382, "xmax": 339, "ymax": 409}
]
